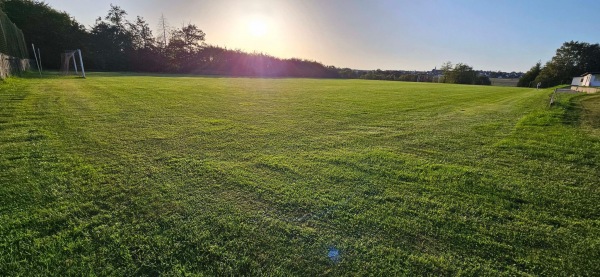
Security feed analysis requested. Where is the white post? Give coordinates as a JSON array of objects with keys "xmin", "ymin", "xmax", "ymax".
[
  {"xmin": 31, "ymin": 43, "xmax": 42, "ymax": 77},
  {"xmin": 72, "ymin": 52, "xmax": 78, "ymax": 74},
  {"xmin": 77, "ymin": 49, "xmax": 86, "ymax": 78}
]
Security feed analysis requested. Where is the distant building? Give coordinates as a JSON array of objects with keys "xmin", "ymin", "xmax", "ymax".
[
  {"xmin": 571, "ymin": 72, "xmax": 600, "ymax": 87},
  {"xmin": 571, "ymin": 72, "xmax": 600, "ymax": 93},
  {"xmin": 430, "ymin": 67, "xmax": 443, "ymax": 76}
]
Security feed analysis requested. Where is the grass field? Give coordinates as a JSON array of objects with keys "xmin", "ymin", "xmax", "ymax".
[
  {"xmin": 1, "ymin": 73, "xmax": 599, "ymax": 275},
  {"xmin": 489, "ymin": 78, "xmax": 519, "ymax": 87}
]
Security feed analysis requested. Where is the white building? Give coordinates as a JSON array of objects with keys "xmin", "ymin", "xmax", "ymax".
[{"xmin": 571, "ymin": 72, "xmax": 600, "ymax": 87}]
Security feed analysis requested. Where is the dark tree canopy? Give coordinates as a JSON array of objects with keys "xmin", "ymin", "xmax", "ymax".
[
  {"xmin": 1, "ymin": 1, "xmax": 340, "ymax": 77},
  {"xmin": 0, "ymin": 0, "xmax": 87, "ymax": 69},
  {"xmin": 517, "ymin": 62, "xmax": 542, "ymax": 87},
  {"xmin": 2, "ymin": 0, "xmax": 496, "ymax": 83},
  {"xmin": 532, "ymin": 41, "xmax": 600, "ymax": 87},
  {"xmin": 442, "ymin": 62, "xmax": 490, "ymax": 85},
  {"xmin": 89, "ymin": 5, "xmax": 135, "ymax": 71}
]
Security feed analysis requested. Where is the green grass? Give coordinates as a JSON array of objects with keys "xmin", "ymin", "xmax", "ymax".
[
  {"xmin": 490, "ymin": 78, "xmax": 519, "ymax": 87},
  {"xmin": 1, "ymin": 73, "xmax": 599, "ymax": 275}
]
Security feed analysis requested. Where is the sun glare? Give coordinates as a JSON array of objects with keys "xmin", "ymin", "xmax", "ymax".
[
  {"xmin": 230, "ymin": 15, "xmax": 286, "ymax": 56},
  {"xmin": 248, "ymin": 19, "xmax": 268, "ymax": 37}
]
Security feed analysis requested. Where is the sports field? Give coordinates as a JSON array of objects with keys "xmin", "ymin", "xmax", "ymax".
[
  {"xmin": 489, "ymin": 78, "xmax": 519, "ymax": 87},
  {"xmin": 1, "ymin": 73, "xmax": 599, "ymax": 275}
]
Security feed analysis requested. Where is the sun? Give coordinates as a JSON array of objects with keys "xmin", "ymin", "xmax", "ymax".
[{"xmin": 248, "ymin": 19, "xmax": 268, "ymax": 37}]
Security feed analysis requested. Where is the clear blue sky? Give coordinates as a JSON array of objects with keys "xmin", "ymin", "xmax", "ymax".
[{"xmin": 42, "ymin": 0, "xmax": 600, "ymax": 72}]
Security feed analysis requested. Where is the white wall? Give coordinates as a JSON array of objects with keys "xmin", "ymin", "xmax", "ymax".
[
  {"xmin": 590, "ymin": 74, "xmax": 600, "ymax": 87},
  {"xmin": 583, "ymin": 74, "xmax": 592, "ymax": 86}
]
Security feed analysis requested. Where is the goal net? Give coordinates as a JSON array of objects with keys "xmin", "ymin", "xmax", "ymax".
[{"xmin": 60, "ymin": 49, "xmax": 86, "ymax": 78}]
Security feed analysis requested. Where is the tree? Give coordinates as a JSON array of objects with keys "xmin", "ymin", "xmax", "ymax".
[
  {"xmin": 517, "ymin": 62, "xmax": 542, "ymax": 87},
  {"xmin": 128, "ymin": 16, "xmax": 162, "ymax": 72},
  {"xmin": 156, "ymin": 14, "xmax": 171, "ymax": 50},
  {"xmin": 533, "ymin": 41, "xmax": 600, "ymax": 87},
  {"xmin": 103, "ymin": 4, "xmax": 133, "ymax": 52},
  {"xmin": 439, "ymin": 62, "xmax": 488, "ymax": 85},
  {"xmin": 129, "ymin": 16, "xmax": 154, "ymax": 50},
  {"xmin": 474, "ymin": 75, "xmax": 491, "ymax": 85},
  {"xmin": 105, "ymin": 4, "xmax": 127, "ymax": 32},
  {"xmin": 443, "ymin": 62, "xmax": 470, "ymax": 84},
  {"xmin": 1, "ymin": 0, "xmax": 88, "ymax": 69},
  {"xmin": 338, "ymin": 68, "xmax": 356, "ymax": 78},
  {"xmin": 170, "ymin": 24, "xmax": 205, "ymax": 53},
  {"xmin": 452, "ymin": 63, "xmax": 477, "ymax": 84},
  {"xmin": 88, "ymin": 5, "xmax": 136, "ymax": 70},
  {"xmin": 3, "ymin": 1, "xmax": 343, "ymax": 77},
  {"xmin": 440, "ymin": 61, "xmax": 452, "ymax": 82},
  {"xmin": 166, "ymin": 23, "xmax": 205, "ymax": 72}
]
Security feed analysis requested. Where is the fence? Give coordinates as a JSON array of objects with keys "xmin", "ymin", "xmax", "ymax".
[
  {"xmin": 0, "ymin": 9, "xmax": 28, "ymax": 59},
  {"xmin": 0, "ymin": 9, "xmax": 29, "ymax": 78}
]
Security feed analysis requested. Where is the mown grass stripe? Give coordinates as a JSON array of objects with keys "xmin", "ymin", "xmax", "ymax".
[{"xmin": 1, "ymin": 73, "xmax": 598, "ymax": 275}]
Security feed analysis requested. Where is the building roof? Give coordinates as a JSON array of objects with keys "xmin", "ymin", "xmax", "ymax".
[{"xmin": 581, "ymin": 72, "xmax": 600, "ymax": 76}]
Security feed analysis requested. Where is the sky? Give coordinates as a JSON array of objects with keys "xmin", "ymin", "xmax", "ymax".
[{"xmin": 42, "ymin": 0, "xmax": 600, "ymax": 72}]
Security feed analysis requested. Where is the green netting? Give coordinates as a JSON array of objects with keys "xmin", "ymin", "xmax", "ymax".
[{"xmin": 0, "ymin": 9, "xmax": 28, "ymax": 58}]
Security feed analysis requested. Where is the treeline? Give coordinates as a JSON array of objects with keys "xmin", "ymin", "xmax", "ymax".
[
  {"xmin": 439, "ymin": 62, "xmax": 491, "ymax": 85},
  {"xmin": 345, "ymin": 69, "xmax": 441, "ymax": 82},
  {"xmin": 339, "ymin": 68, "xmax": 434, "ymax": 81},
  {"xmin": 1, "ymin": 0, "xmax": 494, "ymax": 84},
  {"xmin": 0, "ymin": 1, "xmax": 338, "ymax": 77},
  {"xmin": 518, "ymin": 41, "xmax": 600, "ymax": 87},
  {"xmin": 341, "ymin": 62, "xmax": 491, "ymax": 85}
]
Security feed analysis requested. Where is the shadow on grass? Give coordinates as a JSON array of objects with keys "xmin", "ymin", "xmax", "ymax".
[
  {"xmin": 19, "ymin": 71, "xmax": 323, "ymax": 79},
  {"xmin": 17, "ymin": 71, "xmax": 136, "ymax": 79},
  {"xmin": 16, "ymin": 71, "xmax": 77, "ymax": 79},
  {"xmin": 578, "ymin": 94, "xmax": 600, "ymax": 130},
  {"xmin": 557, "ymin": 94, "xmax": 585, "ymax": 126},
  {"xmin": 556, "ymin": 93, "xmax": 600, "ymax": 129}
]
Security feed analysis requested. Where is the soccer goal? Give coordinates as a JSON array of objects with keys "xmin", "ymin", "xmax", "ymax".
[{"xmin": 60, "ymin": 49, "xmax": 86, "ymax": 78}]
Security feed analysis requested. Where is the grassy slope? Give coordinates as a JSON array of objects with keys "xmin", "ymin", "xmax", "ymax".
[{"xmin": 1, "ymin": 73, "xmax": 598, "ymax": 275}]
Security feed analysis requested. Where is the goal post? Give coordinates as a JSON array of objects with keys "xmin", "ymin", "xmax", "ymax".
[
  {"xmin": 60, "ymin": 49, "xmax": 86, "ymax": 78},
  {"xmin": 77, "ymin": 49, "xmax": 86, "ymax": 78}
]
